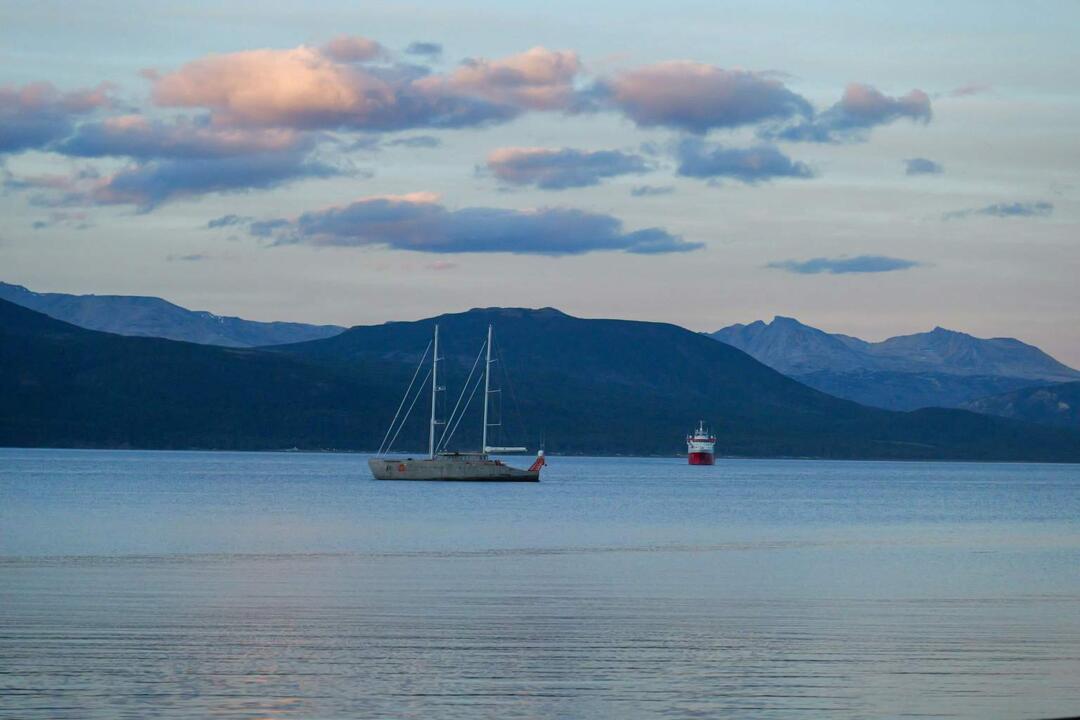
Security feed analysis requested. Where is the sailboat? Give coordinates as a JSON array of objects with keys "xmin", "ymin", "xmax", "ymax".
[{"xmin": 367, "ymin": 323, "xmax": 545, "ymax": 482}]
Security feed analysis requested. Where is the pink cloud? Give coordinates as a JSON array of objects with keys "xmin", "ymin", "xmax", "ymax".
[
  {"xmin": 416, "ymin": 47, "xmax": 581, "ymax": 111},
  {"xmin": 320, "ymin": 35, "xmax": 385, "ymax": 63},
  {"xmin": 837, "ymin": 84, "xmax": 931, "ymax": 123},
  {"xmin": 2, "ymin": 81, "xmax": 114, "ymax": 113},
  {"xmin": 1, "ymin": 81, "xmax": 115, "ymax": 153},
  {"xmin": 599, "ymin": 62, "xmax": 812, "ymax": 133},
  {"xmin": 152, "ymin": 46, "xmax": 393, "ymax": 128},
  {"xmin": 771, "ymin": 83, "xmax": 931, "ymax": 142},
  {"xmin": 150, "ymin": 44, "xmax": 582, "ymax": 131}
]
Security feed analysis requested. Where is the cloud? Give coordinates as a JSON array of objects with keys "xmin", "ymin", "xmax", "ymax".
[
  {"xmin": 30, "ymin": 210, "xmax": 92, "ymax": 230},
  {"xmin": 166, "ymin": 253, "xmax": 208, "ymax": 262},
  {"xmin": 250, "ymin": 193, "xmax": 701, "ymax": 255},
  {"xmin": 4, "ymin": 166, "xmax": 100, "ymax": 200},
  {"xmin": 56, "ymin": 114, "xmax": 309, "ymax": 159},
  {"xmin": 767, "ymin": 255, "xmax": 922, "ymax": 274},
  {"xmin": 415, "ymin": 46, "xmax": 581, "ymax": 112},
  {"xmin": 152, "ymin": 46, "xmax": 406, "ymax": 128},
  {"xmin": 344, "ymin": 135, "xmax": 383, "ymax": 152},
  {"xmin": 344, "ymin": 134, "xmax": 441, "ymax": 152},
  {"xmin": 207, "ymin": 213, "xmax": 254, "ymax": 228},
  {"xmin": 151, "ymin": 44, "xmax": 580, "ymax": 131},
  {"xmin": 4, "ymin": 167, "xmax": 70, "ymax": 188},
  {"xmin": 674, "ymin": 138, "xmax": 812, "ymax": 183},
  {"xmin": 384, "ymin": 134, "xmax": 441, "ymax": 148},
  {"xmin": 17, "ymin": 151, "xmax": 339, "ymax": 210},
  {"xmin": 630, "ymin": 184, "xmax": 674, "ymax": 197},
  {"xmin": 138, "ymin": 42, "xmax": 935, "ymax": 156},
  {"xmin": 7, "ymin": 109, "xmax": 345, "ymax": 208},
  {"xmin": 949, "ymin": 84, "xmax": 990, "ymax": 98},
  {"xmin": 406, "ymin": 42, "xmax": 443, "ymax": 59},
  {"xmin": 320, "ymin": 35, "xmax": 385, "ymax": 63},
  {"xmin": 904, "ymin": 157, "xmax": 943, "ymax": 175},
  {"xmin": 3, "ymin": 44, "xmax": 942, "ymax": 217},
  {"xmin": 486, "ymin": 147, "xmax": 650, "ymax": 189},
  {"xmin": 102, "ymin": 152, "xmax": 341, "ymax": 209},
  {"xmin": 0, "ymin": 81, "xmax": 114, "ymax": 153},
  {"xmin": 943, "ymin": 201, "xmax": 1053, "ymax": 220},
  {"xmin": 593, "ymin": 63, "xmax": 812, "ymax": 133},
  {"xmin": 14, "ymin": 114, "xmax": 330, "ymax": 207},
  {"xmin": 770, "ymin": 83, "xmax": 931, "ymax": 143}
]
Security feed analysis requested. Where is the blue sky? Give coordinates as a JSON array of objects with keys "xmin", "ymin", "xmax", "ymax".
[{"xmin": 2, "ymin": 0, "xmax": 1078, "ymax": 363}]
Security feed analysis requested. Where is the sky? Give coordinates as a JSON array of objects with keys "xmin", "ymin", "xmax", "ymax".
[{"xmin": 2, "ymin": 0, "xmax": 1079, "ymax": 363}]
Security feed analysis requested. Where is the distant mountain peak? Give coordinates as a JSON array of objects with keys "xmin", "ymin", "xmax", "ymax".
[
  {"xmin": 0, "ymin": 280, "xmax": 346, "ymax": 347},
  {"xmin": 711, "ymin": 315, "xmax": 1080, "ymax": 410},
  {"xmin": 927, "ymin": 326, "xmax": 982, "ymax": 341},
  {"xmin": 711, "ymin": 315, "xmax": 867, "ymax": 375},
  {"xmin": 463, "ymin": 306, "xmax": 568, "ymax": 318},
  {"xmin": 1, "ymin": 282, "xmax": 36, "ymax": 296}
]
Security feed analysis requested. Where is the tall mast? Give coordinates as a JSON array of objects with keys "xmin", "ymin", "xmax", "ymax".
[
  {"xmin": 482, "ymin": 323, "xmax": 492, "ymax": 454},
  {"xmin": 429, "ymin": 324, "xmax": 439, "ymax": 459}
]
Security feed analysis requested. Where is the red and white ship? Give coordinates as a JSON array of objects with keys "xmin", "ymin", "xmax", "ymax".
[{"xmin": 687, "ymin": 421, "xmax": 716, "ymax": 465}]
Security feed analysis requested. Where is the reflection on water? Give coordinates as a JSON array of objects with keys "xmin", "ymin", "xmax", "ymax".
[{"xmin": 1, "ymin": 449, "xmax": 1079, "ymax": 719}]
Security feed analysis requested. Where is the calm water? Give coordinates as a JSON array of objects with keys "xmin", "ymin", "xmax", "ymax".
[{"xmin": 1, "ymin": 449, "xmax": 1079, "ymax": 719}]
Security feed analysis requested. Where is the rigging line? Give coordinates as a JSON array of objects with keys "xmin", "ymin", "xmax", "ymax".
[
  {"xmin": 377, "ymin": 340, "xmax": 432, "ymax": 455},
  {"xmin": 441, "ymin": 369, "xmax": 483, "ymax": 452},
  {"xmin": 441, "ymin": 368, "xmax": 485, "ymax": 451},
  {"xmin": 437, "ymin": 339, "xmax": 486, "ymax": 452},
  {"xmin": 494, "ymin": 335, "xmax": 529, "ymax": 447},
  {"xmin": 385, "ymin": 366, "xmax": 432, "ymax": 456}
]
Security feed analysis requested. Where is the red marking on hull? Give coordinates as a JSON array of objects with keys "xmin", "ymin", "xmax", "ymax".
[{"xmin": 688, "ymin": 452, "xmax": 714, "ymax": 466}]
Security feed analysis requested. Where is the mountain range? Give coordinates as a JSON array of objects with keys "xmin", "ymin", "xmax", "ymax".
[
  {"xmin": 4, "ymin": 280, "xmax": 1079, "ymax": 436},
  {"xmin": 3, "ymin": 297, "xmax": 1080, "ymax": 461},
  {"xmin": 0, "ymin": 282, "xmax": 345, "ymax": 347},
  {"xmin": 961, "ymin": 382, "xmax": 1080, "ymax": 429},
  {"xmin": 7, "ymin": 279, "xmax": 1074, "ymax": 412},
  {"xmin": 711, "ymin": 316, "xmax": 1080, "ymax": 411}
]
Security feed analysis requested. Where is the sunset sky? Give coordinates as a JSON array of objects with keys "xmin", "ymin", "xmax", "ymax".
[{"xmin": 3, "ymin": 1, "xmax": 1078, "ymax": 362}]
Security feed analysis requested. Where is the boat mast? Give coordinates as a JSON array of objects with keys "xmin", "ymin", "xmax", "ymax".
[
  {"xmin": 429, "ymin": 324, "xmax": 439, "ymax": 459},
  {"xmin": 482, "ymin": 323, "xmax": 492, "ymax": 455}
]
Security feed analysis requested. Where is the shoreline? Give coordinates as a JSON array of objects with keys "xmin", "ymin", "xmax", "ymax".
[{"xmin": 3, "ymin": 444, "xmax": 1079, "ymax": 465}]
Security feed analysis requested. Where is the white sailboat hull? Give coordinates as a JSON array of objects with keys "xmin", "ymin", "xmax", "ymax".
[{"xmin": 368, "ymin": 455, "xmax": 540, "ymax": 482}]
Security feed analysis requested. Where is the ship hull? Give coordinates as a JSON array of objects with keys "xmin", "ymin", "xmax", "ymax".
[
  {"xmin": 368, "ymin": 456, "xmax": 539, "ymax": 482},
  {"xmin": 688, "ymin": 451, "xmax": 715, "ymax": 466}
]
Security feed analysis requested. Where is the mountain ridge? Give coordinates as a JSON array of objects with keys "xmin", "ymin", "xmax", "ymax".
[
  {"xmin": 712, "ymin": 316, "xmax": 1079, "ymax": 380},
  {"xmin": 711, "ymin": 316, "xmax": 1079, "ymax": 411},
  {"xmin": 0, "ymin": 281, "xmax": 345, "ymax": 347},
  {"xmin": 5, "ymin": 298, "xmax": 1080, "ymax": 460},
  {"xmin": 961, "ymin": 381, "xmax": 1080, "ymax": 430}
]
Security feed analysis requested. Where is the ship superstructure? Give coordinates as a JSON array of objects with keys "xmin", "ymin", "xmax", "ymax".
[{"xmin": 687, "ymin": 420, "xmax": 716, "ymax": 465}]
